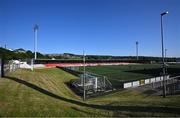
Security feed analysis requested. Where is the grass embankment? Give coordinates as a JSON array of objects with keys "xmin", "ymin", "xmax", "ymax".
[{"xmin": 0, "ymin": 68, "xmax": 180, "ymax": 117}]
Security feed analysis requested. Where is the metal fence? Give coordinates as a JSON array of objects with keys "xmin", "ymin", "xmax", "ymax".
[
  {"xmin": 0, "ymin": 59, "xmax": 20, "ymax": 77},
  {"xmin": 62, "ymin": 66, "xmax": 114, "ymax": 96}
]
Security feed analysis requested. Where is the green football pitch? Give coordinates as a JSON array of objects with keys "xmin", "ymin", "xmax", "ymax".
[{"xmin": 79, "ymin": 64, "xmax": 180, "ymax": 88}]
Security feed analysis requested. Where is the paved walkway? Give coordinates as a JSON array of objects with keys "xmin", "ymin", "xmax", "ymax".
[{"xmin": 131, "ymin": 80, "xmax": 180, "ymax": 96}]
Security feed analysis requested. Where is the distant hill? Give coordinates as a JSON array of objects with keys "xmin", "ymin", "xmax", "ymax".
[
  {"xmin": 0, "ymin": 47, "xmax": 179, "ymax": 62},
  {"xmin": 46, "ymin": 53, "xmax": 81, "ymax": 59},
  {"xmin": 0, "ymin": 47, "xmax": 49, "ymax": 60},
  {"xmin": 45, "ymin": 53, "xmax": 178, "ymax": 62},
  {"xmin": 177, "ymin": 58, "xmax": 180, "ymax": 62},
  {"xmin": 14, "ymin": 48, "xmax": 26, "ymax": 53}
]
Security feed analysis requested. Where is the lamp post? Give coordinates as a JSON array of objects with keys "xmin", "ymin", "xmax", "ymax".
[
  {"xmin": 83, "ymin": 51, "xmax": 86, "ymax": 101},
  {"xmin": 161, "ymin": 11, "xmax": 168, "ymax": 98},
  {"xmin": 136, "ymin": 41, "xmax": 139, "ymax": 60},
  {"xmin": 34, "ymin": 24, "xmax": 39, "ymax": 60},
  {"xmin": 165, "ymin": 49, "xmax": 168, "ymax": 73}
]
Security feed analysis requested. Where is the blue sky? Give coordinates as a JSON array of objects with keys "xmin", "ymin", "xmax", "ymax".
[{"xmin": 0, "ymin": 0, "xmax": 180, "ymax": 57}]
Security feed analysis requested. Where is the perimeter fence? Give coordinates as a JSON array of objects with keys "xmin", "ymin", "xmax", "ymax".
[{"xmin": 0, "ymin": 59, "xmax": 20, "ymax": 77}]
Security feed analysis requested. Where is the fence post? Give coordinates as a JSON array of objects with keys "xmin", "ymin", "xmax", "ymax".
[
  {"xmin": 152, "ymin": 82, "xmax": 154, "ymax": 88},
  {"xmin": 31, "ymin": 59, "xmax": 34, "ymax": 71},
  {"xmin": 9, "ymin": 63, "xmax": 11, "ymax": 72},
  {"xmin": 103, "ymin": 76, "xmax": 106, "ymax": 90},
  {"xmin": 0, "ymin": 59, "xmax": 1, "ymax": 77},
  {"xmin": 0, "ymin": 59, "xmax": 4, "ymax": 77}
]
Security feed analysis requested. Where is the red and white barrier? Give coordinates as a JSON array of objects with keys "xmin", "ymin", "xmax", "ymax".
[{"xmin": 44, "ymin": 62, "xmax": 138, "ymax": 68}]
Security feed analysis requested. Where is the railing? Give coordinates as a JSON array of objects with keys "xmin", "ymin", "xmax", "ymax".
[
  {"xmin": 123, "ymin": 75, "xmax": 180, "ymax": 89},
  {"xmin": 0, "ymin": 59, "xmax": 20, "ymax": 77}
]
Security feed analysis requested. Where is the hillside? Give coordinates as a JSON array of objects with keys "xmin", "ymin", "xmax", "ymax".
[
  {"xmin": 0, "ymin": 47, "xmax": 48, "ymax": 60},
  {"xmin": 0, "ymin": 47, "xmax": 179, "ymax": 61},
  {"xmin": 0, "ymin": 68, "xmax": 180, "ymax": 117}
]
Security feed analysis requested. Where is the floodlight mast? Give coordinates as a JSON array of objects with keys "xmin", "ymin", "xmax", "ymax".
[
  {"xmin": 161, "ymin": 11, "xmax": 168, "ymax": 98},
  {"xmin": 34, "ymin": 24, "xmax": 39, "ymax": 60},
  {"xmin": 83, "ymin": 51, "xmax": 86, "ymax": 101}
]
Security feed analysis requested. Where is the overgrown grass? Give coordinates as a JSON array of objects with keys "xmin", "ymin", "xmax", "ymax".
[{"xmin": 0, "ymin": 67, "xmax": 180, "ymax": 117}]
